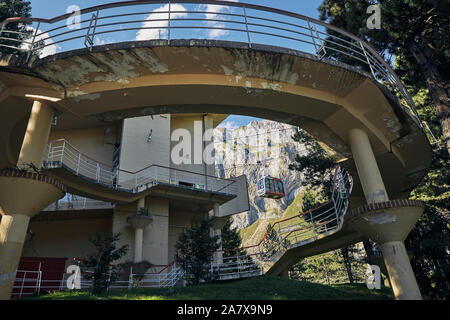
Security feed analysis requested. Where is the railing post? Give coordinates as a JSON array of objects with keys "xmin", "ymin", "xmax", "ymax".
[
  {"xmin": 0, "ymin": 22, "xmax": 5, "ymax": 38},
  {"xmin": 243, "ymin": 5, "xmax": 252, "ymax": 49},
  {"xmin": 168, "ymin": 1, "xmax": 171, "ymax": 44},
  {"xmin": 277, "ymin": 224, "xmax": 283, "ymax": 250},
  {"xmin": 76, "ymin": 153, "xmax": 81, "ymax": 175},
  {"xmin": 61, "ymin": 140, "xmax": 66, "ymax": 163},
  {"xmin": 19, "ymin": 271, "xmax": 26, "ymax": 298},
  {"xmin": 36, "ymin": 263, "xmax": 42, "ymax": 295},
  {"xmin": 27, "ymin": 21, "xmax": 40, "ymax": 62},
  {"xmin": 84, "ymin": 10, "xmax": 99, "ymax": 51},
  {"xmin": 359, "ymin": 40, "xmax": 377, "ymax": 79},
  {"xmin": 128, "ymin": 266, "xmax": 133, "ymax": 290}
]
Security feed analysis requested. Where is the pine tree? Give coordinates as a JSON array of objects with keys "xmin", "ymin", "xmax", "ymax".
[
  {"xmin": 175, "ymin": 218, "xmax": 220, "ymax": 286},
  {"xmin": 318, "ymin": 0, "xmax": 450, "ymax": 154},
  {"xmin": 80, "ymin": 231, "xmax": 129, "ymax": 295}
]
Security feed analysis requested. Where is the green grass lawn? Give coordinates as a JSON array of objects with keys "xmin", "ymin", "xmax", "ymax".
[{"xmin": 23, "ymin": 276, "xmax": 393, "ymax": 300}]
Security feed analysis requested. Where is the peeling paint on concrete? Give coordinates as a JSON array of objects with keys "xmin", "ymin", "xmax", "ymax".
[
  {"xmin": 221, "ymin": 65, "xmax": 234, "ymax": 76},
  {"xmin": 117, "ymin": 78, "xmax": 130, "ymax": 86},
  {"xmin": 261, "ymin": 82, "xmax": 282, "ymax": 91},
  {"xmin": 66, "ymin": 90, "xmax": 87, "ymax": 98},
  {"xmin": 74, "ymin": 93, "xmax": 101, "ymax": 101},
  {"xmin": 363, "ymin": 212, "xmax": 397, "ymax": 225}
]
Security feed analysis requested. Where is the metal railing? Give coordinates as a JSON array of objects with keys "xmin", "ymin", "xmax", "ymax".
[
  {"xmin": 43, "ymin": 193, "xmax": 114, "ymax": 211},
  {"xmin": 12, "ymin": 263, "xmax": 185, "ymax": 298},
  {"xmin": 12, "ymin": 168, "xmax": 351, "ymax": 298},
  {"xmin": 11, "ymin": 269, "xmax": 42, "ymax": 299},
  {"xmin": 44, "ymin": 139, "xmax": 237, "ymax": 195},
  {"xmin": 213, "ymin": 166, "xmax": 353, "ymax": 278},
  {"xmin": 0, "ymin": 0, "xmax": 422, "ymax": 130}
]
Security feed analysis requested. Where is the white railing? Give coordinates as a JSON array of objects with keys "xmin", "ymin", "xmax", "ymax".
[
  {"xmin": 11, "ymin": 269, "xmax": 42, "ymax": 299},
  {"xmin": 213, "ymin": 166, "xmax": 353, "ymax": 279},
  {"xmin": 43, "ymin": 193, "xmax": 114, "ymax": 211},
  {"xmin": 13, "ymin": 168, "xmax": 352, "ymax": 298},
  {"xmin": 0, "ymin": 0, "xmax": 423, "ymax": 130},
  {"xmin": 13, "ymin": 263, "xmax": 185, "ymax": 298},
  {"xmin": 44, "ymin": 139, "xmax": 237, "ymax": 195}
]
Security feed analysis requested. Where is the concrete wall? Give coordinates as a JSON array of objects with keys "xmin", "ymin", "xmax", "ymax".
[
  {"xmin": 142, "ymin": 198, "xmax": 169, "ymax": 265},
  {"xmin": 22, "ymin": 217, "xmax": 112, "ymax": 268},
  {"xmin": 113, "ymin": 198, "xmax": 170, "ymax": 266},
  {"xmin": 168, "ymin": 208, "xmax": 206, "ymax": 262},
  {"xmin": 119, "ymin": 115, "xmax": 171, "ymax": 171},
  {"xmin": 49, "ymin": 126, "xmax": 117, "ymax": 166}
]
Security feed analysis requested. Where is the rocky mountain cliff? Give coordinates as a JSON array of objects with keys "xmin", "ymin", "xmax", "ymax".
[{"xmin": 214, "ymin": 120, "xmax": 308, "ymax": 229}]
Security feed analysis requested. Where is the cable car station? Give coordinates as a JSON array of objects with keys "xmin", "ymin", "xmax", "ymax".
[{"xmin": 0, "ymin": 1, "xmax": 432, "ymax": 300}]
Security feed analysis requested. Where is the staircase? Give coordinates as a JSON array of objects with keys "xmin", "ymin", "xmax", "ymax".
[{"xmin": 213, "ymin": 166, "xmax": 353, "ymax": 280}]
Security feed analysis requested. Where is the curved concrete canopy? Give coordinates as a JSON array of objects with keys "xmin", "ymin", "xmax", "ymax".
[{"xmin": 0, "ymin": 40, "xmax": 432, "ymax": 205}]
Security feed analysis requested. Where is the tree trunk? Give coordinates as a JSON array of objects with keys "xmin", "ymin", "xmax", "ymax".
[
  {"xmin": 341, "ymin": 247, "xmax": 354, "ymax": 283},
  {"xmin": 408, "ymin": 40, "xmax": 450, "ymax": 154}
]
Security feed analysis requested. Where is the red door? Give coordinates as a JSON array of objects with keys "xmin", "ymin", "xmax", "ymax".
[{"xmin": 12, "ymin": 257, "xmax": 67, "ymax": 299}]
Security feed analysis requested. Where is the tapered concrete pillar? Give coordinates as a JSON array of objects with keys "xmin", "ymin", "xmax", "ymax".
[
  {"xmin": 127, "ymin": 198, "xmax": 152, "ymax": 263},
  {"xmin": 348, "ymin": 128, "xmax": 388, "ymax": 204},
  {"xmin": 0, "ymin": 172, "xmax": 65, "ymax": 300},
  {"xmin": 348, "ymin": 128, "xmax": 422, "ymax": 300},
  {"xmin": 0, "ymin": 101, "xmax": 63, "ymax": 300},
  {"xmin": 380, "ymin": 241, "xmax": 421, "ymax": 299},
  {"xmin": 0, "ymin": 214, "xmax": 30, "ymax": 298},
  {"xmin": 209, "ymin": 203, "xmax": 226, "ymax": 264},
  {"xmin": 18, "ymin": 100, "xmax": 55, "ymax": 169}
]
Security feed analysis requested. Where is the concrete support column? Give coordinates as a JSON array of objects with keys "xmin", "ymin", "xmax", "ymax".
[
  {"xmin": 380, "ymin": 241, "xmax": 422, "ymax": 300},
  {"xmin": 18, "ymin": 100, "xmax": 55, "ymax": 168},
  {"xmin": 348, "ymin": 128, "xmax": 388, "ymax": 203},
  {"xmin": 209, "ymin": 203, "xmax": 224, "ymax": 264},
  {"xmin": 348, "ymin": 128, "xmax": 422, "ymax": 300},
  {"xmin": 134, "ymin": 228, "xmax": 144, "ymax": 263},
  {"xmin": 0, "ymin": 215, "xmax": 30, "ymax": 299},
  {"xmin": 127, "ymin": 197, "xmax": 152, "ymax": 263},
  {"xmin": 0, "ymin": 100, "xmax": 61, "ymax": 300}
]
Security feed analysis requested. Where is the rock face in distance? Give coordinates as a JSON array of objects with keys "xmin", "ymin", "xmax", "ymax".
[{"xmin": 214, "ymin": 119, "xmax": 308, "ymax": 229}]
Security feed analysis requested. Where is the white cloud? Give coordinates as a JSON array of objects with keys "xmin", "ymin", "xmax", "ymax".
[
  {"xmin": 201, "ymin": 0, "xmax": 240, "ymax": 38},
  {"xmin": 22, "ymin": 27, "xmax": 61, "ymax": 58},
  {"xmin": 218, "ymin": 120, "xmax": 240, "ymax": 131},
  {"xmin": 136, "ymin": 4, "xmax": 188, "ymax": 41}
]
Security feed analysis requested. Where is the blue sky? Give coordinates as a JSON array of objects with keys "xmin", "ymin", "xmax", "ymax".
[
  {"xmin": 27, "ymin": 0, "xmax": 325, "ymax": 130},
  {"xmin": 29, "ymin": 1, "xmax": 324, "ymax": 20}
]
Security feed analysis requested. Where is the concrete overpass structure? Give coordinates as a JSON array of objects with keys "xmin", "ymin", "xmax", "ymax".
[{"xmin": 0, "ymin": 1, "xmax": 432, "ymax": 300}]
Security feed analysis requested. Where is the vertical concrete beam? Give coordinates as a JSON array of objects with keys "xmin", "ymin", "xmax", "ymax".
[
  {"xmin": 0, "ymin": 101, "xmax": 57, "ymax": 300},
  {"xmin": 18, "ymin": 101, "xmax": 55, "ymax": 169},
  {"xmin": 348, "ymin": 128, "xmax": 422, "ymax": 300},
  {"xmin": 210, "ymin": 203, "xmax": 224, "ymax": 264},
  {"xmin": 380, "ymin": 241, "xmax": 422, "ymax": 299},
  {"xmin": 0, "ymin": 214, "xmax": 30, "ymax": 299},
  {"xmin": 348, "ymin": 128, "xmax": 388, "ymax": 203},
  {"xmin": 134, "ymin": 228, "xmax": 144, "ymax": 263}
]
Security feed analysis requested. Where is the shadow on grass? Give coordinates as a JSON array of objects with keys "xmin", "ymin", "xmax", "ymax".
[{"xmin": 23, "ymin": 276, "xmax": 393, "ymax": 301}]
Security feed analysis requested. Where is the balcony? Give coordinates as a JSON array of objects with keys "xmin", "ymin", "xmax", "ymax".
[
  {"xmin": 42, "ymin": 194, "xmax": 114, "ymax": 212},
  {"xmin": 43, "ymin": 139, "xmax": 238, "ymax": 206}
]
